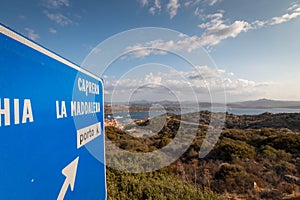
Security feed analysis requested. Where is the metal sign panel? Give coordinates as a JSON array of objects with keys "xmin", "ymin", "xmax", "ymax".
[{"xmin": 0, "ymin": 24, "xmax": 106, "ymax": 200}]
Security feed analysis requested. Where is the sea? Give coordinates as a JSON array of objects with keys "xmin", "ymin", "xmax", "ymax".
[{"xmin": 105, "ymin": 107, "xmax": 300, "ymax": 122}]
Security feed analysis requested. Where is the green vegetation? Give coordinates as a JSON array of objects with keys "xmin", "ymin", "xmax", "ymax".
[
  {"xmin": 105, "ymin": 111, "xmax": 300, "ymax": 199},
  {"xmin": 210, "ymin": 137, "xmax": 256, "ymax": 161},
  {"xmin": 107, "ymin": 168, "xmax": 223, "ymax": 200}
]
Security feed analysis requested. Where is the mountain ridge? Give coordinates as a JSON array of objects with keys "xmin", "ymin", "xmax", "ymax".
[{"xmin": 105, "ymin": 98, "xmax": 300, "ymax": 109}]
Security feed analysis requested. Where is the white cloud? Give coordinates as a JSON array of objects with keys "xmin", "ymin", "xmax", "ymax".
[
  {"xmin": 145, "ymin": 72, "xmax": 162, "ymax": 84},
  {"xmin": 198, "ymin": 12, "xmax": 224, "ymax": 28},
  {"xmin": 167, "ymin": 0, "xmax": 180, "ymax": 19},
  {"xmin": 139, "ymin": 0, "xmax": 150, "ymax": 7},
  {"xmin": 184, "ymin": 1, "xmax": 193, "ymax": 7},
  {"xmin": 124, "ymin": 12, "xmax": 250, "ymax": 57},
  {"xmin": 154, "ymin": 0, "xmax": 162, "ymax": 10},
  {"xmin": 188, "ymin": 66, "xmax": 225, "ymax": 80},
  {"xmin": 122, "ymin": 36, "xmax": 199, "ymax": 58},
  {"xmin": 42, "ymin": 0, "xmax": 79, "ymax": 27},
  {"xmin": 178, "ymin": 33, "xmax": 188, "ymax": 38},
  {"xmin": 140, "ymin": 0, "xmax": 181, "ymax": 18},
  {"xmin": 254, "ymin": 3, "xmax": 300, "ymax": 26},
  {"xmin": 251, "ymin": 20, "xmax": 266, "ymax": 29},
  {"xmin": 207, "ymin": 0, "xmax": 222, "ymax": 6},
  {"xmin": 124, "ymin": 21, "xmax": 248, "ymax": 57},
  {"xmin": 194, "ymin": 7, "xmax": 204, "ymax": 17},
  {"xmin": 184, "ymin": 0, "xmax": 201, "ymax": 7},
  {"xmin": 25, "ymin": 28, "xmax": 40, "ymax": 41},
  {"xmin": 183, "ymin": 0, "xmax": 219, "ymax": 7},
  {"xmin": 104, "ymin": 67, "xmax": 273, "ymax": 102},
  {"xmin": 198, "ymin": 3, "xmax": 300, "ymax": 44},
  {"xmin": 222, "ymin": 78, "xmax": 273, "ymax": 98},
  {"xmin": 149, "ymin": 7, "xmax": 156, "ymax": 15},
  {"xmin": 127, "ymin": 3, "xmax": 300, "ymax": 59},
  {"xmin": 149, "ymin": 0, "xmax": 161, "ymax": 15},
  {"xmin": 288, "ymin": 3, "xmax": 300, "ymax": 11},
  {"xmin": 124, "ymin": 40, "xmax": 175, "ymax": 58},
  {"xmin": 49, "ymin": 27, "xmax": 57, "ymax": 34},
  {"xmin": 269, "ymin": 10, "xmax": 300, "ymax": 25},
  {"xmin": 44, "ymin": 11, "xmax": 74, "ymax": 26},
  {"xmin": 200, "ymin": 20, "xmax": 251, "ymax": 46},
  {"xmin": 227, "ymin": 72, "xmax": 234, "ymax": 76},
  {"xmin": 44, "ymin": 0, "xmax": 70, "ymax": 9}
]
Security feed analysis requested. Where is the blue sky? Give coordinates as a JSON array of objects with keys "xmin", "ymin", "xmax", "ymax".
[{"xmin": 1, "ymin": 0, "xmax": 300, "ymax": 102}]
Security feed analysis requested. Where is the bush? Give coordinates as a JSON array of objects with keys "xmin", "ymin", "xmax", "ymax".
[
  {"xmin": 213, "ymin": 163, "xmax": 254, "ymax": 194},
  {"xmin": 275, "ymin": 161, "xmax": 297, "ymax": 176},
  {"xmin": 259, "ymin": 145, "xmax": 292, "ymax": 161},
  {"xmin": 222, "ymin": 129, "xmax": 252, "ymax": 143},
  {"xmin": 216, "ymin": 163, "xmax": 245, "ymax": 178},
  {"xmin": 259, "ymin": 134, "xmax": 300, "ymax": 156},
  {"xmin": 211, "ymin": 138, "xmax": 256, "ymax": 161},
  {"xmin": 106, "ymin": 168, "xmax": 224, "ymax": 200}
]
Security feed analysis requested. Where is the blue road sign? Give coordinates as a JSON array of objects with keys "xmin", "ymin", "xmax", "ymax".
[{"xmin": 0, "ymin": 24, "xmax": 106, "ymax": 199}]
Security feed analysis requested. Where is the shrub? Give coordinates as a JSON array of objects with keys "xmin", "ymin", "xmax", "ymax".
[
  {"xmin": 213, "ymin": 163, "xmax": 254, "ymax": 194},
  {"xmin": 259, "ymin": 145, "xmax": 292, "ymax": 161},
  {"xmin": 275, "ymin": 161, "xmax": 297, "ymax": 176},
  {"xmin": 260, "ymin": 134, "xmax": 300, "ymax": 156},
  {"xmin": 222, "ymin": 129, "xmax": 250, "ymax": 142},
  {"xmin": 211, "ymin": 138, "xmax": 256, "ymax": 161},
  {"xmin": 216, "ymin": 163, "xmax": 245, "ymax": 178},
  {"xmin": 106, "ymin": 168, "xmax": 224, "ymax": 200}
]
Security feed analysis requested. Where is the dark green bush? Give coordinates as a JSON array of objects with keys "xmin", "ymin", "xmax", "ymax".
[
  {"xmin": 211, "ymin": 138, "xmax": 256, "ymax": 161},
  {"xmin": 216, "ymin": 163, "xmax": 245, "ymax": 178},
  {"xmin": 259, "ymin": 145, "xmax": 292, "ymax": 161},
  {"xmin": 259, "ymin": 134, "xmax": 300, "ymax": 156}
]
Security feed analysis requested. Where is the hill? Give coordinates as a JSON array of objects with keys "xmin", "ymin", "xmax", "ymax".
[
  {"xmin": 105, "ymin": 111, "xmax": 300, "ymax": 199},
  {"xmin": 228, "ymin": 98, "xmax": 300, "ymax": 109}
]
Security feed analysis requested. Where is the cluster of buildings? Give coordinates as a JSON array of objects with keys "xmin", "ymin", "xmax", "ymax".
[{"xmin": 104, "ymin": 118, "xmax": 123, "ymax": 129}]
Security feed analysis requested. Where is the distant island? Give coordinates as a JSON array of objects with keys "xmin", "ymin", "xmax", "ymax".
[
  {"xmin": 105, "ymin": 98, "xmax": 300, "ymax": 114},
  {"xmin": 228, "ymin": 98, "xmax": 300, "ymax": 109}
]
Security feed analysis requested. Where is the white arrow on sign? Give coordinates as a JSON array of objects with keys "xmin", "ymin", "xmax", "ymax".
[{"xmin": 57, "ymin": 157, "xmax": 79, "ymax": 200}]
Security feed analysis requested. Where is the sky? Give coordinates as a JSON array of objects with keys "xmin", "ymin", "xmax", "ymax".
[{"xmin": 1, "ymin": 0, "xmax": 300, "ymax": 103}]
